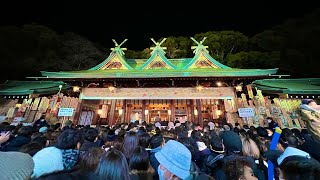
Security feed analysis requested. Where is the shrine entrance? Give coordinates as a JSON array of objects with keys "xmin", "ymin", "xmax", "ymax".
[{"xmin": 77, "ymin": 86, "xmax": 236, "ymax": 126}]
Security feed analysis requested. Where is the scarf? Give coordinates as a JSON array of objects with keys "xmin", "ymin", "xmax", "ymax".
[{"xmin": 61, "ymin": 149, "xmax": 80, "ymax": 170}]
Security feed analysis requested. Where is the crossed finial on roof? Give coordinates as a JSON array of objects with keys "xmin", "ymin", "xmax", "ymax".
[
  {"xmin": 150, "ymin": 38, "xmax": 167, "ymax": 52},
  {"xmin": 190, "ymin": 37, "xmax": 209, "ymax": 54},
  {"xmin": 110, "ymin": 39, "xmax": 128, "ymax": 55}
]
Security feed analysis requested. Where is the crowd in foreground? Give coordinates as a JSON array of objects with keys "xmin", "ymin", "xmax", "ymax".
[
  {"xmin": 0, "ymin": 117, "xmax": 319, "ymax": 180},
  {"xmin": 0, "ymin": 98, "xmax": 320, "ymax": 180}
]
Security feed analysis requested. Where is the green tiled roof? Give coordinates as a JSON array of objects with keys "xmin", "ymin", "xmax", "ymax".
[
  {"xmin": 35, "ymin": 38, "xmax": 278, "ymax": 79},
  {"xmin": 252, "ymin": 78, "xmax": 320, "ymax": 94},
  {"xmin": 0, "ymin": 81, "xmax": 69, "ymax": 95},
  {"xmin": 40, "ymin": 68, "xmax": 278, "ymax": 79}
]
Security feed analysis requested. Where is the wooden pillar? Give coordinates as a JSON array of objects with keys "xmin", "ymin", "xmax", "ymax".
[
  {"xmin": 170, "ymin": 100, "xmax": 175, "ymax": 122},
  {"xmin": 108, "ymin": 99, "xmax": 116, "ymax": 126},
  {"xmin": 142, "ymin": 100, "xmax": 146, "ymax": 122},
  {"xmin": 196, "ymin": 99, "xmax": 203, "ymax": 127},
  {"xmin": 121, "ymin": 100, "xmax": 126, "ymax": 123},
  {"xmin": 74, "ymin": 99, "xmax": 83, "ymax": 125},
  {"xmin": 126, "ymin": 104, "xmax": 132, "ymax": 124},
  {"xmin": 190, "ymin": 99, "xmax": 195, "ymax": 123}
]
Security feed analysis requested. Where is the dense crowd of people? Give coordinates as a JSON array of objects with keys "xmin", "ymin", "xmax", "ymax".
[{"xmin": 0, "ymin": 99, "xmax": 320, "ymax": 180}]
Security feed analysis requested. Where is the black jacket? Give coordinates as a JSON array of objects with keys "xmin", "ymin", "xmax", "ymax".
[{"xmin": 2, "ymin": 135, "xmax": 30, "ymax": 151}]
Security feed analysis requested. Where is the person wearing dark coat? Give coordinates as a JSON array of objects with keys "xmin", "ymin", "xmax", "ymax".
[
  {"xmin": 1, "ymin": 126, "xmax": 33, "ymax": 151},
  {"xmin": 80, "ymin": 128, "xmax": 99, "ymax": 152},
  {"xmin": 267, "ymin": 117, "xmax": 278, "ymax": 130},
  {"xmin": 33, "ymin": 115, "xmax": 48, "ymax": 128},
  {"xmin": 148, "ymin": 133, "xmax": 164, "ymax": 180}
]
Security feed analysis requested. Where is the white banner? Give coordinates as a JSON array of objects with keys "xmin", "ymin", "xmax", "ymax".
[
  {"xmin": 238, "ymin": 108, "xmax": 255, "ymax": 117},
  {"xmin": 80, "ymin": 87, "xmax": 235, "ymax": 100},
  {"xmin": 58, "ymin": 108, "xmax": 74, "ymax": 117}
]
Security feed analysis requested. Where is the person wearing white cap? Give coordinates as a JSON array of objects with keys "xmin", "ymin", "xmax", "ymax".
[{"xmin": 265, "ymin": 147, "xmax": 320, "ymax": 180}]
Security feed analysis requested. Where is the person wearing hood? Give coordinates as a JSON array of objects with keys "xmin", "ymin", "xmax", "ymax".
[
  {"xmin": 32, "ymin": 128, "xmax": 83, "ymax": 178},
  {"xmin": 299, "ymin": 99, "xmax": 320, "ymax": 142}
]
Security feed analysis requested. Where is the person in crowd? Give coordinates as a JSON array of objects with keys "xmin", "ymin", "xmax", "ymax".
[
  {"xmin": 19, "ymin": 132, "xmax": 48, "ymax": 156},
  {"xmin": 267, "ymin": 117, "xmax": 278, "ymax": 130},
  {"xmin": 299, "ymin": 99, "xmax": 320, "ymax": 142},
  {"xmin": 19, "ymin": 142, "xmax": 44, "ymax": 157},
  {"xmin": 185, "ymin": 121, "xmax": 194, "ymax": 137},
  {"xmin": 155, "ymin": 140, "xmax": 192, "ymax": 180},
  {"xmin": 241, "ymin": 137, "xmax": 266, "ymax": 180},
  {"xmin": 95, "ymin": 148, "xmax": 130, "ymax": 180},
  {"xmin": 1, "ymin": 126, "xmax": 33, "ymax": 151},
  {"xmin": 122, "ymin": 131, "xmax": 139, "ymax": 161},
  {"xmin": 78, "ymin": 147, "xmax": 104, "ymax": 173},
  {"xmin": 33, "ymin": 114, "xmax": 48, "ymax": 128},
  {"xmin": 214, "ymin": 130, "xmax": 243, "ymax": 179},
  {"xmin": 224, "ymin": 156, "xmax": 258, "ymax": 180},
  {"xmin": 266, "ymin": 146, "xmax": 320, "ymax": 180},
  {"xmin": 0, "ymin": 151, "xmax": 34, "ymax": 180},
  {"xmin": 149, "ymin": 133, "xmax": 165, "ymax": 179},
  {"xmin": 129, "ymin": 146, "xmax": 154, "ymax": 180},
  {"xmin": 80, "ymin": 127, "xmax": 99, "ymax": 152},
  {"xmin": 32, "ymin": 128, "xmax": 83, "ymax": 178},
  {"xmin": 139, "ymin": 132, "xmax": 151, "ymax": 149}
]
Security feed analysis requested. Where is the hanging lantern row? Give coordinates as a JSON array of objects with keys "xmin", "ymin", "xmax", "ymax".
[{"xmin": 3, "ymin": 95, "xmax": 29, "ymax": 99}]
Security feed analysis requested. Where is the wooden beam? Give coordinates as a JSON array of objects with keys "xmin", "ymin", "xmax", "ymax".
[
  {"xmin": 142, "ymin": 100, "xmax": 146, "ymax": 122},
  {"xmin": 196, "ymin": 99, "xmax": 203, "ymax": 127},
  {"xmin": 171, "ymin": 100, "xmax": 175, "ymax": 122},
  {"xmin": 108, "ymin": 99, "xmax": 116, "ymax": 126},
  {"xmin": 121, "ymin": 100, "xmax": 126, "ymax": 123}
]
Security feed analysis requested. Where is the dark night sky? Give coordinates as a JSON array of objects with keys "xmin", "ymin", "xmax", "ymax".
[{"xmin": 0, "ymin": 1, "xmax": 318, "ymax": 50}]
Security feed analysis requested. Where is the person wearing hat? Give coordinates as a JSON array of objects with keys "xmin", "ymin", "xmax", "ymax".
[
  {"xmin": 265, "ymin": 147, "xmax": 320, "ymax": 179},
  {"xmin": 299, "ymin": 99, "xmax": 320, "ymax": 142},
  {"xmin": 155, "ymin": 140, "xmax": 191, "ymax": 180},
  {"xmin": 0, "ymin": 151, "xmax": 34, "ymax": 180}
]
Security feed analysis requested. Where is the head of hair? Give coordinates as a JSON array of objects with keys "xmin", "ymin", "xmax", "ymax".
[
  {"xmin": 280, "ymin": 156, "xmax": 320, "ymax": 180},
  {"xmin": 79, "ymin": 147, "xmax": 104, "ymax": 172},
  {"xmin": 175, "ymin": 126, "xmax": 188, "ymax": 139},
  {"xmin": 191, "ymin": 130, "xmax": 202, "ymax": 142},
  {"xmin": 55, "ymin": 128, "xmax": 83, "ymax": 149},
  {"xmin": 210, "ymin": 131, "xmax": 223, "ymax": 152},
  {"xmin": 129, "ymin": 146, "xmax": 150, "ymax": 171},
  {"xmin": 241, "ymin": 137, "xmax": 260, "ymax": 159},
  {"xmin": 255, "ymin": 137, "xmax": 271, "ymax": 157},
  {"xmin": 138, "ymin": 132, "xmax": 150, "ymax": 148},
  {"xmin": 95, "ymin": 148, "xmax": 130, "ymax": 180},
  {"xmin": 19, "ymin": 142, "xmax": 43, "ymax": 156},
  {"xmin": 224, "ymin": 156, "xmax": 254, "ymax": 180},
  {"xmin": 201, "ymin": 135, "xmax": 211, "ymax": 148},
  {"xmin": 122, "ymin": 131, "xmax": 139, "ymax": 159},
  {"xmin": 286, "ymin": 135, "xmax": 300, "ymax": 147},
  {"xmin": 31, "ymin": 133, "xmax": 48, "ymax": 147},
  {"xmin": 83, "ymin": 128, "xmax": 99, "ymax": 142},
  {"xmin": 162, "ymin": 131, "xmax": 177, "ymax": 142},
  {"xmin": 149, "ymin": 133, "xmax": 163, "ymax": 149},
  {"xmin": 18, "ymin": 126, "xmax": 34, "ymax": 137},
  {"xmin": 178, "ymin": 137, "xmax": 198, "ymax": 161},
  {"xmin": 185, "ymin": 121, "xmax": 194, "ymax": 131},
  {"xmin": 99, "ymin": 130, "xmax": 109, "ymax": 143}
]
